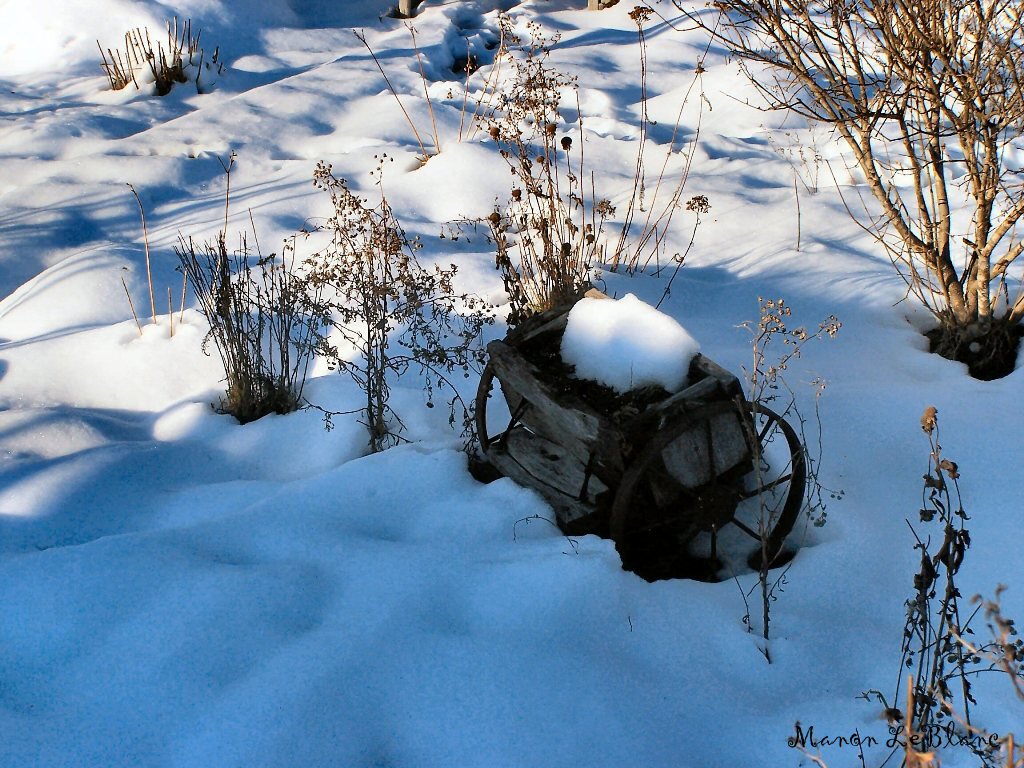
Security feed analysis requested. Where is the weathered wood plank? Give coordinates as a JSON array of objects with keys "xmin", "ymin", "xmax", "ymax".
[
  {"xmin": 487, "ymin": 427, "xmax": 606, "ymax": 529},
  {"xmin": 691, "ymin": 353, "xmax": 743, "ymax": 395},
  {"xmin": 487, "ymin": 339, "xmax": 627, "ymax": 485},
  {"xmin": 658, "ymin": 407, "xmax": 750, "ymax": 489},
  {"xmin": 487, "ymin": 339, "xmax": 604, "ymax": 458},
  {"xmin": 623, "ymin": 378, "xmax": 720, "ymax": 445},
  {"xmin": 624, "ymin": 354, "xmax": 743, "ymax": 444}
]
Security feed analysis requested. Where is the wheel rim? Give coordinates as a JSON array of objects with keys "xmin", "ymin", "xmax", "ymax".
[
  {"xmin": 610, "ymin": 399, "xmax": 807, "ymax": 579},
  {"xmin": 609, "ymin": 399, "xmax": 738, "ymax": 542},
  {"xmin": 475, "ymin": 362, "xmax": 498, "ymax": 452},
  {"xmin": 734, "ymin": 401, "xmax": 807, "ymax": 569}
]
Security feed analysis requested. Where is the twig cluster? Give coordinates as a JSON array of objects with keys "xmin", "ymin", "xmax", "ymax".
[
  {"xmin": 942, "ymin": 590, "xmax": 1024, "ymax": 768},
  {"xmin": 742, "ymin": 297, "xmax": 841, "ymax": 646},
  {"xmin": 98, "ymin": 17, "xmax": 219, "ymax": 96},
  {"xmin": 176, "ymin": 155, "xmax": 320, "ymax": 424},
  {"xmin": 303, "ymin": 159, "xmax": 495, "ymax": 452}
]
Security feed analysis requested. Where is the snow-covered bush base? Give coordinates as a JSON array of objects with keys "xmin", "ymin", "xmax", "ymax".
[{"xmin": 560, "ymin": 293, "xmax": 700, "ymax": 394}]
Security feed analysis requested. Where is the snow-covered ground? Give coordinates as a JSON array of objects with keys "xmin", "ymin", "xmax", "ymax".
[{"xmin": 1, "ymin": 1, "xmax": 1021, "ymax": 765}]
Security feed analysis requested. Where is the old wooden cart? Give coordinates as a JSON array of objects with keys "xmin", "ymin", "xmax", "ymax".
[{"xmin": 475, "ymin": 291, "xmax": 807, "ymax": 580}]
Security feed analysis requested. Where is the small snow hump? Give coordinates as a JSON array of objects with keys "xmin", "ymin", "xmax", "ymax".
[{"xmin": 560, "ymin": 293, "xmax": 700, "ymax": 394}]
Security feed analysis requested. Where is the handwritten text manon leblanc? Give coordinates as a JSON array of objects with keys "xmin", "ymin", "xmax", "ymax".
[{"xmin": 788, "ymin": 722, "xmax": 1000, "ymax": 752}]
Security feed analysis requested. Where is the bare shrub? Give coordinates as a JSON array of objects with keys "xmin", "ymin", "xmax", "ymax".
[
  {"xmin": 482, "ymin": 12, "xmax": 706, "ymax": 324},
  {"xmin": 740, "ymin": 297, "xmax": 841, "ymax": 649},
  {"xmin": 176, "ymin": 155, "xmax": 319, "ymax": 423},
  {"xmin": 304, "ymin": 160, "xmax": 494, "ymax": 452},
  {"xmin": 98, "ymin": 18, "xmax": 220, "ymax": 96},
  {"xmin": 684, "ymin": 0, "xmax": 1024, "ymax": 377}
]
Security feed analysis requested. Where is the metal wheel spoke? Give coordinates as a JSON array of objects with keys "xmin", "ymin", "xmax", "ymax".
[
  {"xmin": 758, "ymin": 417, "xmax": 775, "ymax": 444},
  {"xmin": 731, "ymin": 517, "xmax": 762, "ymax": 541},
  {"xmin": 738, "ymin": 472, "xmax": 793, "ymax": 500}
]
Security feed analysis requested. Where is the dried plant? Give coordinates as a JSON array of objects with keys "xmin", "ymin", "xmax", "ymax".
[
  {"xmin": 304, "ymin": 159, "xmax": 495, "ymax": 452},
  {"xmin": 98, "ymin": 17, "xmax": 220, "ymax": 96},
  {"xmin": 741, "ymin": 298, "xmax": 841, "ymax": 648},
  {"xmin": 481, "ymin": 11, "xmax": 708, "ymax": 323},
  {"xmin": 176, "ymin": 155, "xmax": 320, "ymax": 423},
  {"xmin": 951, "ymin": 590, "xmax": 1024, "ymax": 767},
  {"xmin": 356, "ymin": 20, "xmax": 506, "ymax": 161},
  {"xmin": 121, "ymin": 185, "xmax": 188, "ymax": 337},
  {"xmin": 861, "ymin": 408, "xmax": 1012, "ymax": 767},
  {"xmin": 610, "ymin": 5, "xmax": 709, "ymax": 278},
  {"xmin": 897, "ymin": 408, "xmax": 984, "ymax": 745},
  {"xmin": 127, "ymin": 183, "xmax": 157, "ymax": 327},
  {"xmin": 482, "ymin": 21, "xmax": 612, "ymax": 324}
]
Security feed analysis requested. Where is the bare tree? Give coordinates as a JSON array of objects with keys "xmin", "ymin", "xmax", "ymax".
[{"xmin": 680, "ymin": 0, "xmax": 1024, "ymax": 377}]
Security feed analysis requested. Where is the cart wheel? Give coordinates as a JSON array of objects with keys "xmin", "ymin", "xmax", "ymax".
[
  {"xmin": 610, "ymin": 400, "xmax": 806, "ymax": 580},
  {"xmin": 609, "ymin": 400, "xmax": 739, "ymax": 581},
  {"xmin": 475, "ymin": 361, "xmax": 499, "ymax": 452},
  {"xmin": 468, "ymin": 362, "xmax": 510, "ymax": 484},
  {"xmin": 732, "ymin": 401, "xmax": 807, "ymax": 571}
]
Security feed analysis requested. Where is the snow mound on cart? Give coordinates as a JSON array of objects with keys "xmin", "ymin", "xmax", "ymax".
[{"xmin": 561, "ymin": 293, "xmax": 700, "ymax": 394}]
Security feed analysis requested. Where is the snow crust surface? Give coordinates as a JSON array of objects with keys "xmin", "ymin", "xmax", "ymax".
[{"xmin": 561, "ymin": 293, "xmax": 700, "ymax": 393}]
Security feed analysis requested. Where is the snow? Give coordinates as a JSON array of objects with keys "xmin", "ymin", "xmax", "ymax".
[
  {"xmin": 1, "ymin": 0, "xmax": 1023, "ymax": 766},
  {"xmin": 561, "ymin": 292, "xmax": 700, "ymax": 393}
]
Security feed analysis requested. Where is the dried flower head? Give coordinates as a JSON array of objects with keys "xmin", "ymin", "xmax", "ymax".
[
  {"xmin": 921, "ymin": 406, "xmax": 938, "ymax": 434},
  {"xmin": 629, "ymin": 5, "xmax": 654, "ymax": 24}
]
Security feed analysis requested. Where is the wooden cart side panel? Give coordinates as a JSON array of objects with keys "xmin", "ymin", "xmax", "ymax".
[
  {"xmin": 487, "ymin": 428, "xmax": 608, "ymax": 529},
  {"xmin": 487, "ymin": 339, "xmax": 612, "ymax": 460},
  {"xmin": 658, "ymin": 408, "xmax": 751, "ymax": 489},
  {"xmin": 623, "ymin": 355, "xmax": 741, "ymax": 444},
  {"xmin": 691, "ymin": 354, "xmax": 744, "ymax": 396},
  {"xmin": 624, "ymin": 377, "xmax": 721, "ymax": 443}
]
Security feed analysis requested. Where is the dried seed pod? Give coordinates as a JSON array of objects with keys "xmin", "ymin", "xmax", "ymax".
[{"xmin": 921, "ymin": 406, "xmax": 938, "ymax": 434}]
